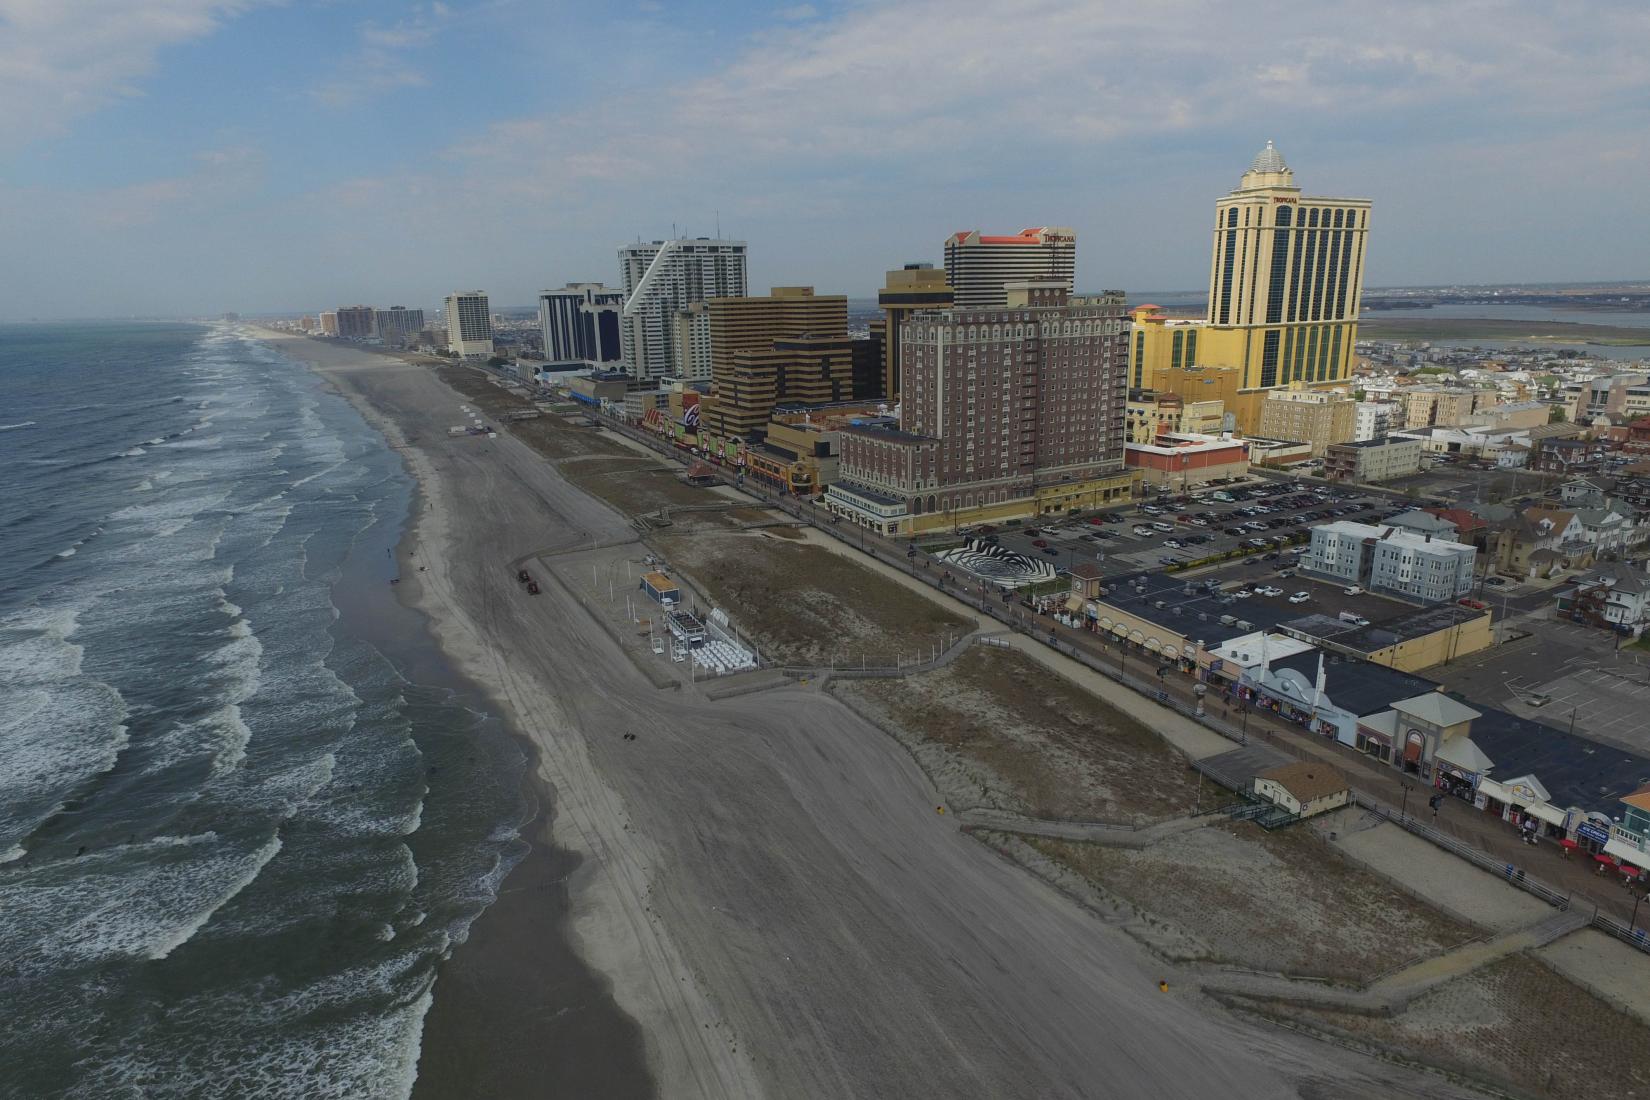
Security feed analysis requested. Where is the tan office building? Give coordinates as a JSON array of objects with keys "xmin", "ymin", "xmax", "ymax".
[
  {"xmin": 876, "ymin": 264, "xmax": 952, "ymax": 398},
  {"xmin": 1256, "ymin": 384, "xmax": 1356, "ymax": 456},
  {"xmin": 1126, "ymin": 390, "xmax": 1226, "ymax": 443},
  {"xmin": 700, "ymin": 287, "xmax": 850, "ymax": 438}
]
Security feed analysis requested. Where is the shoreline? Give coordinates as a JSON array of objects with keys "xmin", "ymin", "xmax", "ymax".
[
  {"xmin": 257, "ymin": 332, "xmax": 1495, "ymax": 1099},
  {"xmin": 275, "ymin": 333, "xmax": 664, "ymax": 1098}
]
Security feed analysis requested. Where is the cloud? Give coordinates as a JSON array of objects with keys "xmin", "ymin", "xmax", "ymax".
[
  {"xmin": 310, "ymin": 3, "xmax": 450, "ymax": 107},
  {"xmin": 90, "ymin": 143, "xmax": 265, "ymax": 227},
  {"xmin": 0, "ymin": 0, "xmax": 258, "ymax": 146}
]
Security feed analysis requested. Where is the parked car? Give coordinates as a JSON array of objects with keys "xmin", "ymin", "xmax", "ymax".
[
  {"xmin": 1133, "ymin": 525, "xmax": 1154, "ymax": 536},
  {"xmin": 1256, "ymin": 585, "xmax": 1283, "ymax": 597},
  {"xmin": 1338, "ymin": 611, "xmax": 1371, "ymax": 627},
  {"xmin": 1485, "ymin": 576, "xmax": 1506, "ymax": 586},
  {"xmin": 1032, "ymin": 539, "xmax": 1049, "ymax": 548},
  {"xmin": 1024, "ymin": 528, "xmax": 1041, "ymax": 536},
  {"xmin": 1458, "ymin": 597, "xmax": 1488, "ymax": 610},
  {"xmin": 1087, "ymin": 516, "xmax": 1105, "ymax": 526},
  {"xmin": 1343, "ymin": 585, "xmax": 1364, "ymax": 596},
  {"xmin": 1042, "ymin": 547, "xmax": 1060, "ymax": 556},
  {"xmin": 1151, "ymin": 521, "xmax": 1175, "ymax": 532},
  {"xmin": 1288, "ymin": 591, "xmax": 1310, "ymax": 603},
  {"xmin": 1164, "ymin": 539, "xmax": 1183, "ymax": 549}
]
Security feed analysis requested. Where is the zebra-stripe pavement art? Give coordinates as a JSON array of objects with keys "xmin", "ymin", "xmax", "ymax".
[{"xmin": 934, "ymin": 538, "xmax": 1058, "ymax": 588}]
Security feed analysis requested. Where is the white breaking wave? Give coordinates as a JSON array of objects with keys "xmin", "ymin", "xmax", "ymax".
[
  {"xmin": 0, "ymin": 605, "xmax": 132, "ymax": 857},
  {"xmin": 0, "ymin": 420, "xmax": 36, "ymax": 431},
  {"xmin": 118, "ymin": 447, "xmax": 146, "ymax": 458}
]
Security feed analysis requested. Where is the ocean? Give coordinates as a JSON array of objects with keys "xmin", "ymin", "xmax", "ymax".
[{"xmin": 0, "ymin": 323, "xmax": 529, "ymax": 1097}]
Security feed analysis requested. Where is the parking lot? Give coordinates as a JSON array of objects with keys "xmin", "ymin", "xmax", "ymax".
[
  {"xmin": 1433, "ymin": 616, "xmax": 1650, "ymax": 756},
  {"xmin": 1381, "ymin": 460, "xmax": 1558, "ymax": 508},
  {"xmin": 947, "ymin": 477, "xmax": 1407, "ymax": 581}
]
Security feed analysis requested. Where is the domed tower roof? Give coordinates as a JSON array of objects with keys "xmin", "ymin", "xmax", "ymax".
[{"xmin": 1249, "ymin": 140, "xmax": 1288, "ymax": 174}]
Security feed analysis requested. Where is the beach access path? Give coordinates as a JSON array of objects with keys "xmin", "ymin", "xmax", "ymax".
[{"xmin": 280, "ymin": 337, "xmax": 1488, "ymax": 1100}]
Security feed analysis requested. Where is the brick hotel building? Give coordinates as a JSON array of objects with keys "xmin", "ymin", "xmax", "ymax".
[{"xmin": 825, "ymin": 281, "xmax": 1131, "ymax": 535}]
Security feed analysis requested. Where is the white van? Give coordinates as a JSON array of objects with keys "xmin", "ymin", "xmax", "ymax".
[
  {"xmin": 1343, "ymin": 585, "xmax": 1364, "ymax": 596},
  {"xmin": 1338, "ymin": 610, "xmax": 1371, "ymax": 627}
]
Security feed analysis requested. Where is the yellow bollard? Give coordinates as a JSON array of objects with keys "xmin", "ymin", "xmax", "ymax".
[
  {"xmin": 936, "ymin": 806, "xmax": 945, "ymax": 815},
  {"xmin": 1158, "ymin": 980, "xmax": 1169, "ymax": 993}
]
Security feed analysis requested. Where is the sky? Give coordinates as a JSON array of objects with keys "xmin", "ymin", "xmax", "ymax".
[{"xmin": 1, "ymin": 0, "xmax": 1648, "ymax": 320}]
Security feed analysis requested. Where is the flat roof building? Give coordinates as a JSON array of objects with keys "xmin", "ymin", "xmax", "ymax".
[
  {"xmin": 1303, "ymin": 521, "xmax": 1477, "ymax": 604},
  {"xmin": 1125, "ymin": 432, "xmax": 1250, "ymax": 488},
  {"xmin": 944, "ymin": 228, "xmax": 1075, "ymax": 309},
  {"xmin": 619, "ymin": 238, "xmax": 748, "ymax": 380},
  {"xmin": 444, "ymin": 292, "xmax": 493, "ymax": 358},
  {"xmin": 826, "ymin": 284, "xmax": 1130, "ymax": 534}
]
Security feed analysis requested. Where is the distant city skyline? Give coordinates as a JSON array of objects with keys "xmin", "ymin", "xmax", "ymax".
[{"xmin": 1, "ymin": 0, "xmax": 1647, "ymax": 320}]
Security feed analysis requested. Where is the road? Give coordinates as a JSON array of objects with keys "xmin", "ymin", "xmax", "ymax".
[{"xmin": 306, "ymin": 344, "xmax": 1486, "ymax": 1099}]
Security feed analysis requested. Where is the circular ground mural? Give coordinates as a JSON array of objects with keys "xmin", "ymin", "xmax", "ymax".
[{"xmin": 935, "ymin": 538, "xmax": 1058, "ymax": 588}]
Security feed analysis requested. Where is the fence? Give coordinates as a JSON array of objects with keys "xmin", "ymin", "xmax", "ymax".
[{"xmin": 1354, "ymin": 796, "xmax": 1574, "ymax": 907}]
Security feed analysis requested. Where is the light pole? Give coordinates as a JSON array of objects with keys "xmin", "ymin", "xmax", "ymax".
[{"xmin": 1401, "ymin": 782, "xmax": 1412, "ymax": 822}]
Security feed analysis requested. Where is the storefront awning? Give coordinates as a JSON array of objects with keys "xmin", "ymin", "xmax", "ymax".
[
  {"xmin": 1523, "ymin": 801, "xmax": 1568, "ymax": 827},
  {"xmin": 1434, "ymin": 735, "xmax": 1494, "ymax": 777},
  {"xmin": 1098, "ymin": 616, "xmax": 1114, "ymax": 630},
  {"xmin": 1475, "ymin": 778, "xmax": 1512, "ymax": 804},
  {"xmin": 1144, "ymin": 637, "xmax": 1161, "ymax": 652},
  {"xmin": 1162, "ymin": 645, "xmax": 1180, "ymax": 659},
  {"xmin": 1110, "ymin": 622, "xmax": 1128, "ymax": 637},
  {"xmin": 1128, "ymin": 630, "xmax": 1144, "ymax": 644},
  {"xmin": 1604, "ymin": 837, "xmax": 1649, "ymax": 865},
  {"xmin": 1064, "ymin": 596, "xmax": 1084, "ymax": 613}
]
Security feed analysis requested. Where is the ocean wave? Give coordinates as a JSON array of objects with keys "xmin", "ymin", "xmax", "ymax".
[
  {"xmin": 2, "ymin": 831, "xmax": 284, "ymax": 968},
  {"xmin": 52, "ymin": 547, "xmax": 75, "ymax": 559},
  {"xmin": 117, "ymin": 447, "xmax": 145, "ymax": 458},
  {"xmin": 0, "ymin": 420, "xmax": 36, "ymax": 431}
]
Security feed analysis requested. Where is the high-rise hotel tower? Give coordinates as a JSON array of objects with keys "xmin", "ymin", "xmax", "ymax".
[
  {"xmin": 1207, "ymin": 141, "xmax": 1370, "ymax": 389},
  {"xmin": 618, "ymin": 238, "xmax": 748, "ymax": 379},
  {"xmin": 944, "ymin": 227, "xmax": 1075, "ymax": 308},
  {"xmin": 1131, "ymin": 143, "xmax": 1371, "ymax": 432}
]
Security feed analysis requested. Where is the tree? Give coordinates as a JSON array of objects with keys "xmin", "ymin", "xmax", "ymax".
[{"xmin": 1549, "ymin": 405, "xmax": 1567, "ymax": 424}]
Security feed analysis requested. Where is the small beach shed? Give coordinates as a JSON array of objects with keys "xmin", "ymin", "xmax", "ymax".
[{"xmin": 640, "ymin": 571, "xmax": 681, "ymax": 605}]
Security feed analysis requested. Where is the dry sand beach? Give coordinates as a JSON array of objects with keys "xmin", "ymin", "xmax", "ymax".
[{"xmin": 271, "ymin": 333, "xmax": 1492, "ymax": 1099}]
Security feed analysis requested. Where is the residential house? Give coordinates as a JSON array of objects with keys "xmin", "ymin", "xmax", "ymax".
[
  {"xmin": 1531, "ymin": 436, "xmax": 1608, "ymax": 474},
  {"xmin": 1491, "ymin": 506, "xmax": 1588, "ymax": 578},
  {"xmin": 1424, "ymin": 507, "xmax": 1490, "ymax": 550},
  {"xmin": 1571, "ymin": 504, "xmax": 1633, "ymax": 555},
  {"xmin": 1555, "ymin": 562, "xmax": 1650, "ymax": 637},
  {"xmin": 1560, "ymin": 476, "xmax": 1616, "ymax": 508}
]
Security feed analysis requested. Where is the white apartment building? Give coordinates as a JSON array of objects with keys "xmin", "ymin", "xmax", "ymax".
[
  {"xmin": 671, "ymin": 302, "xmax": 712, "ymax": 382},
  {"xmin": 1353, "ymin": 400, "xmax": 1397, "ymax": 441},
  {"xmin": 444, "ymin": 291, "xmax": 493, "ymax": 358},
  {"xmin": 1303, "ymin": 521, "xmax": 1477, "ymax": 604},
  {"xmin": 618, "ymin": 238, "xmax": 748, "ymax": 379}
]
